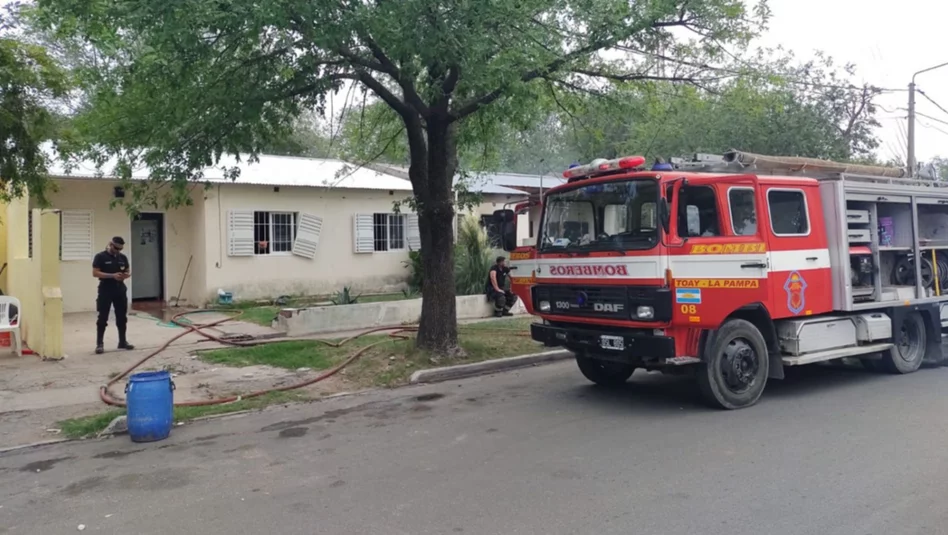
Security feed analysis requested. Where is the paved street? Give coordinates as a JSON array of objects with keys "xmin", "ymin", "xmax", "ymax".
[{"xmin": 2, "ymin": 360, "xmax": 948, "ymax": 534}]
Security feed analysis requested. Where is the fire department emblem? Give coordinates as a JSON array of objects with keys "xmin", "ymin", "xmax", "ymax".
[{"xmin": 784, "ymin": 271, "xmax": 807, "ymax": 315}]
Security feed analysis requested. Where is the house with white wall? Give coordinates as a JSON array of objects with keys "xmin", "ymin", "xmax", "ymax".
[
  {"xmin": 28, "ymin": 154, "xmax": 533, "ymax": 313},
  {"xmin": 368, "ymin": 164, "xmax": 563, "ymax": 246}
]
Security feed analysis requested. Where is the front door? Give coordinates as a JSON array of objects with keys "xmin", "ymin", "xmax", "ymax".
[
  {"xmin": 667, "ymin": 177, "xmax": 771, "ymax": 327},
  {"xmin": 130, "ymin": 213, "xmax": 164, "ymax": 300}
]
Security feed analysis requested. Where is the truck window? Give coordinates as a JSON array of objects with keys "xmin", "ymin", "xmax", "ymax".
[
  {"xmin": 603, "ymin": 204, "xmax": 628, "ymax": 234},
  {"xmin": 678, "ymin": 186, "xmax": 719, "ymax": 237},
  {"xmin": 641, "ymin": 202, "xmax": 656, "ymax": 228},
  {"xmin": 768, "ymin": 189, "xmax": 809, "ymax": 235},
  {"xmin": 728, "ymin": 188, "xmax": 757, "ymax": 236}
]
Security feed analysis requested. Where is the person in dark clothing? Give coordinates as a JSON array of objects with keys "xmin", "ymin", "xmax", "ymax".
[
  {"xmin": 485, "ymin": 256, "xmax": 517, "ymax": 317},
  {"xmin": 92, "ymin": 237, "xmax": 135, "ymax": 354}
]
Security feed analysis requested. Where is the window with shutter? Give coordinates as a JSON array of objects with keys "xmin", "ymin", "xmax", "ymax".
[
  {"xmin": 227, "ymin": 210, "xmax": 255, "ymax": 256},
  {"xmin": 292, "ymin": 213, "xmax": 323, "ymax": 259},
  {"xmin": 252, "ymin": 211, "xmax": 297, "ymax": 255},
  {"xmin": 60, "ymin": 210, "xmax": 94, "ymax": 261},
  {"xmin": 407, "ymin": 213, "xmax": 421, "ymax": 250},
  {"xmin": 353, "ymin": 214, "xmax": 375, "ymax": 253}
]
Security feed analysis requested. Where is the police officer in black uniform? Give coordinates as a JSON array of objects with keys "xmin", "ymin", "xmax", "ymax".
[{"xmin": 92, "ymin": 237, "xmax": 135, "ymax": 354}]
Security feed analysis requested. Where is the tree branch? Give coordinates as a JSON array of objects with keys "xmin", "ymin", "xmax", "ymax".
[
  {"xmin": 360, "ymin": 34, "xmax": 430, "ymax": 117},
  {"xmin": 353, "ymin": 69, "xmax": 413, "ymax": 119}
]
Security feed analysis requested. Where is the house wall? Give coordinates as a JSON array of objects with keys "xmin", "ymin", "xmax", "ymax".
[
  {"xmin": 199, "ymin": 184, "xmax": 414, "ymax": 303},
  {"xmin": 458, "ymin": 192, "xmax": 531, "ymax": 245},
  {"xmin": 0, "ymin": 196, "xmax": 63, "ymax": 357},
  {"xmin": 41, "ymin": 180, "xmax": 534, "ymax": 312},
  {"xmin": 42, "ymin": 179, "xmax": 199, "ymax": 313}
]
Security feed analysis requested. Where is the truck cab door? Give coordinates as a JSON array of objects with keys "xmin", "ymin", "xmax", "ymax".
[
  {"xmin": 666, "ymin": 175, "xmax": 771, "ymax": 326},
  {"xmin": 761, "ymin": 183, "xmax": 832, "ymax": 319}
]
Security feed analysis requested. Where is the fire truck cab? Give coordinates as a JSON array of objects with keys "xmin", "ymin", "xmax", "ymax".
[{"xmin": 498, "ymin": 151, "xmax": 948, "ymax": 409}]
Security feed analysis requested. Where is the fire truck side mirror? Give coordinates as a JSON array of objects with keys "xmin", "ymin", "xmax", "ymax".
[{"xmin": 493, "ymin": 209, "xmax": 517, "ymax": 252}]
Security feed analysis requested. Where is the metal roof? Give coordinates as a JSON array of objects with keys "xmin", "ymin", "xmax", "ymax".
[
  {"xmin": 470, "ymin": 171, "xmax": 565, "ymax": 191},
  {"xmin": 365, "ymin": 163, "xmax": 540, "ymax": 196},
  {"xmin": 454, "ymin": 175, "xmax": 530, "ymax": 196},
  {"xmin": 46, "ymin": 154, "xmax": 415, "ymax": 191}
]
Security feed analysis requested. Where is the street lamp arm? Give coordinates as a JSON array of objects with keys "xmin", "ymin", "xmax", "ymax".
[
  {"xmin": 912, "ymin": 61, "xmax": 948, "ymax": 84},
  {"xmin": 908, "ymin": 60, "xmax": 948, "ymax": 176}
]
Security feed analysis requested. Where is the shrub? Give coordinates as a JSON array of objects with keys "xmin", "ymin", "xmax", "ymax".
[
  {"xmin": 331, "ymin": 286, "xmax": 361, "ymax": 305},
  {"xmin": 404, "ymin": 249, "xmax": 424, "ymax": 292},
  {"xmin": 402, "ymin": 214, "xmax": 497, "ymax": 296},
  {"xmin": 454, "ymin": 214, "xmax": 494, "ymax": 296}
]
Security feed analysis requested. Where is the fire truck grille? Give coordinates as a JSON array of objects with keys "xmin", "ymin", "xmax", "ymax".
[
  {"xmin": 532, "ymin": 285, "xmax": 673, "ymax": 322},
  {"xmin": 533, "ymin": 285, "xmax": 630, "ymax": 319}
]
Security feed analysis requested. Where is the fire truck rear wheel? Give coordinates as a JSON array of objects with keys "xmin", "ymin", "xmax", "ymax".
[
  {"xmin": 697, "ymin": 319, "xmax": 770, "ymax": 410},
  {"xmin": 574, "ymin": 354, "xmax": 636, "ymax": 387},
  {"xmin": 880, "ymin": 312, "xmax": 927, "ymax": 374}
]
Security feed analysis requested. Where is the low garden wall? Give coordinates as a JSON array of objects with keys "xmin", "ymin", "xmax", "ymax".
[{"xmin": 275, "ymin": 294, "xmax": 527, "ymax": 337}]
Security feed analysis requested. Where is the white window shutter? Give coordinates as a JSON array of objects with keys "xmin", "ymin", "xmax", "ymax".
[
  {"xmin": 60, "ymin": 210, "xmax": 94, "ymax": 261},
  {"xmin": 353, "ymin": 214, "xmax": 374, "ymax": 253},
  {"xmin": 227, "ymin": 210, "xmax": 254, "ymax": 257},
  {"xmin": 407, "ymin": 213, "xmax": 421, "ymax": 250},
  {"xmin": 292, "ymin": 212, "xmax": 323, "ymax": 259}
]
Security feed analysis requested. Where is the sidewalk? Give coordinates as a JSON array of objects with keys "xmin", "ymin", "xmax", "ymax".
[
  {"xmin": 0, "ymin": 309, "xmax": 535, "ymax": 448},
  {"xmin": 0, "ymin": 309, "xmax": 328, "ymax": 447}
]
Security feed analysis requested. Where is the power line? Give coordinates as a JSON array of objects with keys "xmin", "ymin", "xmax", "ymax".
[
  {"xmin": 917, "ymin": 88, "xmax": 948, "ymax": 118},
  {"xmin": 917, "ymin": 119, "xmax": 948, "ymax": 138},
  {"xmin": 915, "ymin": 111, "xmax": 948, "ymax": 128},
  {"xmin": 615, "ymin": 46, "xmax": 905, "ymax": 94}
]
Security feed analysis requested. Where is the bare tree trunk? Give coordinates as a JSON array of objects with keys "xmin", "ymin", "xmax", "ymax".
[{"xmin": 406, "ymin": 114, "xmax": 463, "ymax": 357}]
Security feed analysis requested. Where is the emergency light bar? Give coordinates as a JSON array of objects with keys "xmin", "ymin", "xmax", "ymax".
[{"xmin": 562, "ymin": 155, "xmax": 646, "ymax": 180}]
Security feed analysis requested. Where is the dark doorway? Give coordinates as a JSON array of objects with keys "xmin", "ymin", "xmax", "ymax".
[{"xmin": 130, "ymin": 213, "xmax": 165, "ymax": 301}]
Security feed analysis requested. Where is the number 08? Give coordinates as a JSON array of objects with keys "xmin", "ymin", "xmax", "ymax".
[{"xmin": 680, "ymin": 304, "xmax": 697, "ymax": 314}]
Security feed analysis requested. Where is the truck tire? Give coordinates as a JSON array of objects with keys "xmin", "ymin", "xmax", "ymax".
[
  {"xmin": 697, "ymin": 319, "xmax": 770, "ymax": 410},
  {"xmin": 880, "ymin": 312, "xmax": 927, "ymax": 374},
  {"xmin": 575, "ymin": 354, "xmax": 635, "ymax": 387}
]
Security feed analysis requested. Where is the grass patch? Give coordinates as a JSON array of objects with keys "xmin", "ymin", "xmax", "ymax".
[
  {"xmin": 235, "ymin": 306, "xmax": 280, "ymax": 326},
  {"xmin": 56, "ymin": 391, "xmax": 307, "ymax": 439},
  {"xmin": 200, "ymin": 340, "xmax": 342, "ymax": 370},
  {"xmin": 358, "ymin": 293, "xmax": 410, "ymax": 304},
  {"xmin": 58, "ymin": 410, "xmax": 125, "ymax": 439},
  {"xmin": 217, "ymin": 293, "xmax": 409, "ymax": 327},
  {"xmin": 199, "ymin": 317, "xmax": 541, "ymax": 388},
  {"xmin": 170, "ymin": 390, "xmax": 305, "ymax": 421}
]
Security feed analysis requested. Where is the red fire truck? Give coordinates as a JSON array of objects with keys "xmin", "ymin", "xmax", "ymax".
[{"xmin": 496, "ymin": 151, "xmax": 948, "ymax": 409}]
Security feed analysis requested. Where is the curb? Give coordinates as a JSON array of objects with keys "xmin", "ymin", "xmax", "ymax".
[
  {"xmin": 409, "ymin": 350, "xmax": 572, "ymax": 384},
  {"xmin": 0, "ymin": 439, "xmax": 71, "ymax": 456}
]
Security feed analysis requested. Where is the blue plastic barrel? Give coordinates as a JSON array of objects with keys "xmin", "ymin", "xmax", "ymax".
[{"xmin": 126, "ymin": 371, "xmax": 175, "ymax": 443}]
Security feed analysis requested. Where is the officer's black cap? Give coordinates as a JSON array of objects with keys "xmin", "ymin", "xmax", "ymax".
[{"xmin": 111, "ymin": 236, "xmax": 125, "ymax": 246}]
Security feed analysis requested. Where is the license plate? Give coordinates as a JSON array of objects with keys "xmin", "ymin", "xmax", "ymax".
[{"xmin": 599, "ymin": 335, "xmax": 625, "ymax": 351}]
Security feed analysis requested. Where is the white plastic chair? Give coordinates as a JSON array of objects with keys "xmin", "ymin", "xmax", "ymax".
[{"xmin": 0, "ymin": 296, "xmax": 23, "ymax": 356}]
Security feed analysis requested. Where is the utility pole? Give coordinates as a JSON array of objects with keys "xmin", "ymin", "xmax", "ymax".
[
  {"xmin": 908, "ymin": 81, "xmax": 916, "ymax": 175},
  {"xmin": 907, "ymin": 61, "xmax": 948, "ymax": 176}
]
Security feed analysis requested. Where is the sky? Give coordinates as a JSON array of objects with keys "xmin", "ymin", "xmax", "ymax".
[
  {"xmin": 6, "ymin": 0, "xmax": 943, "ymax": 163},
  {"xmin": 756, "ymin": 0, "xmax": 948, "ymax": 163}
]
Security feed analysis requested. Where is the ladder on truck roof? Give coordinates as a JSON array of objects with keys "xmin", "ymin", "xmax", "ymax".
[{"xmin": 672, "ymin": 150, "xmax": 948, "ymax": 196}]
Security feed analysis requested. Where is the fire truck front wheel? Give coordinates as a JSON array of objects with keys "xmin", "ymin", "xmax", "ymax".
[
  {"xmin": 697, "ymin": 319, "xmax": 770, "ymax": 410},
  {"xmin": 575, "ymin": 354, "xmax": 636, "ymax": 387}
]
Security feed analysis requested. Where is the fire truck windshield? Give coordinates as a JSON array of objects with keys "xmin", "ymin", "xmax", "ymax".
[{"xmin": 539, "ymin": 178, "xmax": 659, "ymax": 252}]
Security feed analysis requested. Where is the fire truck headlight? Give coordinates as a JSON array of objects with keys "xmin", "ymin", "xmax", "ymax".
[
  {"xmin": 636, "ymin": 306, "xmax": 654, "ymax": 320},
  {"xmin": 539, "ymin": 300, "xmax": 551, "ymax": 312}
]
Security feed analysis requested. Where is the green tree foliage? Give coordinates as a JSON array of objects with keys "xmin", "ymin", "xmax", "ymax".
[
  {"xmin": 0, "ymin": 8, "xmax": 69, "ymax": 203},
  {"xmin": 335, "ymin": 49, "xmax": 883, "ymax": 177},
  {"xmin": 33, "ymin": 0, "xmax": 767, "ymax": 355}
]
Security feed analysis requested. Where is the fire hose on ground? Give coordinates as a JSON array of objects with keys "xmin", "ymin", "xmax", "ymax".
[{"xmin": 99, "ymin": 309, "xmax": 529, "ymax": 408}]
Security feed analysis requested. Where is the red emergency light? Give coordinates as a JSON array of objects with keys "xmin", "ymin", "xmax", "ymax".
[{"xmin": 562, "ymin": 155, "xmax": 646, "ymax": 180}]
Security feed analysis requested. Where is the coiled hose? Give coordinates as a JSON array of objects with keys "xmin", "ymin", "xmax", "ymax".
[{"xmin": 99, "ymin": 309, "xmax": 418, "ymax": 407}]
